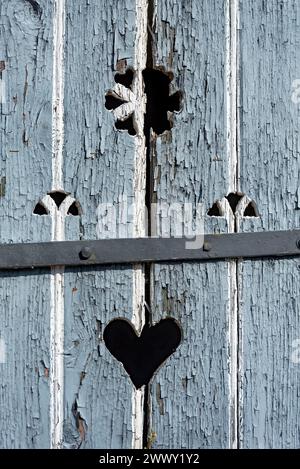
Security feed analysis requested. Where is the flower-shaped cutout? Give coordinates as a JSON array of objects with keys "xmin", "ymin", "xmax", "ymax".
[
  {"xmin": 143, "ymin": 68, "xmax": 182, "ymax": 135},
  {"xmin": 105, "ymin": 67, "xmax": 182, "ymax": 136},
  {"xmin": 105, "ymin": 68, "xmax": 137, "ymax": 136}
]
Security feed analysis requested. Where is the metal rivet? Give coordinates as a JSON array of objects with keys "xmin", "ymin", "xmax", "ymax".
[
  {"xmin": 80, "ymin": 247, "xmax": 92, "ymax": 260},
  {"xmin": 203, "ymin": 241, "xmax": 211, "ymax": 252}
]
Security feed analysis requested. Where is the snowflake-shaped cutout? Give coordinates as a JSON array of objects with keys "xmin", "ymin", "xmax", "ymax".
[
  {"xmin": 105, "ymin": 67, "xmax": 182, "ymax": 136},
  {"xmin": 105, "ymin": 68, "xmax": 137, "ymax": 135}
]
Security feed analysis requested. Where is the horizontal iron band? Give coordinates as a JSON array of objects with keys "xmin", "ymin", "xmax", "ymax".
[{"xmin": 0, "ymin": 230, "xmax": 300, "ymax": 271}]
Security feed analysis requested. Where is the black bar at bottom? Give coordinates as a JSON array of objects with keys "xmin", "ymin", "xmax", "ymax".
[
  {"xmin": 0, "ymin": 229, "xmax": 299, "ymax": 271},
  {"xmin": 0, "ymin": 449, "xmax": 298, "ymax": 466}
]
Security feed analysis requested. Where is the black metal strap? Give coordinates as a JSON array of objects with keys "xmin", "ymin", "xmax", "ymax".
[{"xmin": 0, "ymin": 230, "xmax": 299, "ymax": 271}]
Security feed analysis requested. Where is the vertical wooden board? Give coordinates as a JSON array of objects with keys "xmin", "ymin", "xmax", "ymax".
[
  {"xmin": 0, "ymin": 272, "xmax": 51, "ymax": 448},
  {"xmin": 0, "ymin": 0, "xmax": 53, "ymax": 448},
  {"xmin": 150, "ymin": 257, "xmax": 231, "ymax": 449},
  {"xmin": 63, "ymin": 0, "xmax": 138, "ymax": 448},
  {"xmin": 238, "ymin": 257, "xmax": 300, "ymax": 448},
  {"xmin": 239, "ymin": 0, "xmax": 300, "ymax": 447},
  {"xmin": 149, "ymin": 1, "xmax": 231, "ymax": 448},
  {"xmin": 63, "ymin": 266, "xmax": 137, "ymax": 448}
]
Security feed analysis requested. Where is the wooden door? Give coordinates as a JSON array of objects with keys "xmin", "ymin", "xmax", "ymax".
[{"xmin": 0, "ymin": 0, "xmax": 299, "ymax": 449}]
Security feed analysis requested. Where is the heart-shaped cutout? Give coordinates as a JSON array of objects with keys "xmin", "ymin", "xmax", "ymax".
[{"xmin": 103, "ymin": 318, "xmax": 182, "ymax": 389}]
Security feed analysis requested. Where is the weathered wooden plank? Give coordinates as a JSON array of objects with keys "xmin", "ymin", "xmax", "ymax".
[
  {"xmin": 239, "ymin": 0, "xmax": 300, "ymax": 448},
  {"xmin": 0, "ymin": 272, "xmax": 51, "ymax": 448},
  {"xmin": 62, "ymin": 0, "xmax": 142, "ymax": 448},
  {"xmin": 149, "ymin": 0, "xmax": 232, "ymax": 448},
  {"xmin": 0, "ymin": 0, "xmax": 54, "ymax": 448}
]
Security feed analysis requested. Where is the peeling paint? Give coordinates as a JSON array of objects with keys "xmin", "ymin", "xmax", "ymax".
[
  {"xmin": 72, "ymin": 400, "xmax": 87, "ymax": 447},
  {"xmin": 238, "ymin": 0, "xmax": 300, "ymax": 448},
  {"xmin": 62, "ymin": 0, "xmax": 138, "ymax": 449},
  {"xmin": 0, "ymin": 177, "xmax": 6, "ymax": 197},
  {"xmin": 155, "ymin": 383, "xmax": 164, "ymax": 415},
  {"xmin": 25, "ymin": 0, "xmax": 42, "ymax": 17},
  {"xmin": 149, "ymin": 0, "xmax": 230, "ymax": 449},
  {"xmin": 1, "ymin": 0, "xmax": 299, "ymax": 451},
  {"xmin": 0, "ymin": 0, "xmax": 53, "ymax": 449}
]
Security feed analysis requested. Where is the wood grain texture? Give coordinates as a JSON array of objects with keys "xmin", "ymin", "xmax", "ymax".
[
  {"xmin": 148, "ymin": 0, "xmax": 232, "ymax": 449},
  {"xmin": 239, "ymin": 0, "xmax": 300, "ymax": 448},
  {"xmin": 0, "ymin": 0, "xmax": 53, "ymax": 448},
  {"xmin": 62, "ymin": 0, "xmax": 138, "ymax": 448},
  {"xmin": 0, "ymin": 271, "xmax": 51, "ymax": 448}
]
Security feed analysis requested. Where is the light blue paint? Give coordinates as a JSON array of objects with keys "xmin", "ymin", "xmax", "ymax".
[
  {"xmin": 1, "ymin": 0, "xmax": 299, "ymax": 450},
  {"xmin": 63, "ymin": 0, "xmax": 138, "ymax": 448},
  {"xmin": 239, "ymin": 0, "xmax": 300, "ymax": 448},
  {"xmin": 0, "ymin": 0, "xmax": 53, "ymax": 448},
  {"xmin": 149, "ymin": 0, "xmax": 231, "ymax": 449}
]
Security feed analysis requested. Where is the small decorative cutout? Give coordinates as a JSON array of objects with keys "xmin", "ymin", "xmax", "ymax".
[
  {"xmin": 208, "ymin": 192, "xmax": 259, "ymax": 218},
  {"xmin": 105, "ymin": 94, "xmax": 127, "ymax": 111},
  {"xmin": 114, "ymin": 68, "xmax": 134, "ymax": 89},
  {"xmin": 115, "ymin": 114, "xmax": 136, "ymax": 136},
  {"xmin": 243, "ymin": 201, "xmax": 259, "ymax": 217},
  {"xmin": 225, "ymin": 192, "xmax": 243, "ymax": 214},
  {"xmin": 33, "ymin": 201, "xmax": 49, "ymax": 215},
  {"xmin": 105, "ymin": 68, "xmax": 137, "ymax": 136},
  {"xmin": 67, "ymin": 201, "xmax": 81, "ymax": 216},
  {"xmin": 207, "ymin": 202, "xmax": 221, "ymax": 217},
  {"xmin": 34, "ymin": 191, "xmax": 82, "ymax": 216},
  {"xmin": 48, "ymin": 191, "xmax": 68, "ymax": 208},
  {"xmin": 105, "ymin": 66, "xmax": 182, "ymax": 136},
  {"xmin": 103, "ymin": 318, "xmax": 182, "ymax": 389},
  {"xmin": 143, "ymin": 68, "xmax": 182, "ymax": 135}
]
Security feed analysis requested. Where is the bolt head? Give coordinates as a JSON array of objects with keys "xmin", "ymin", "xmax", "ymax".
[
  {"xmin": 203, "ymin": 241, "xmax": 211, "ymax": 252},
  {"xmin": 80, "ymin": 247, "xmax": 92, "ymax": 260}
]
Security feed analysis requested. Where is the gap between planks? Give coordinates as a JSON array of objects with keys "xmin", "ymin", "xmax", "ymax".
[{"xmin": 131, "ymin": 0, "xmax": 149, "ymax": 450}]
